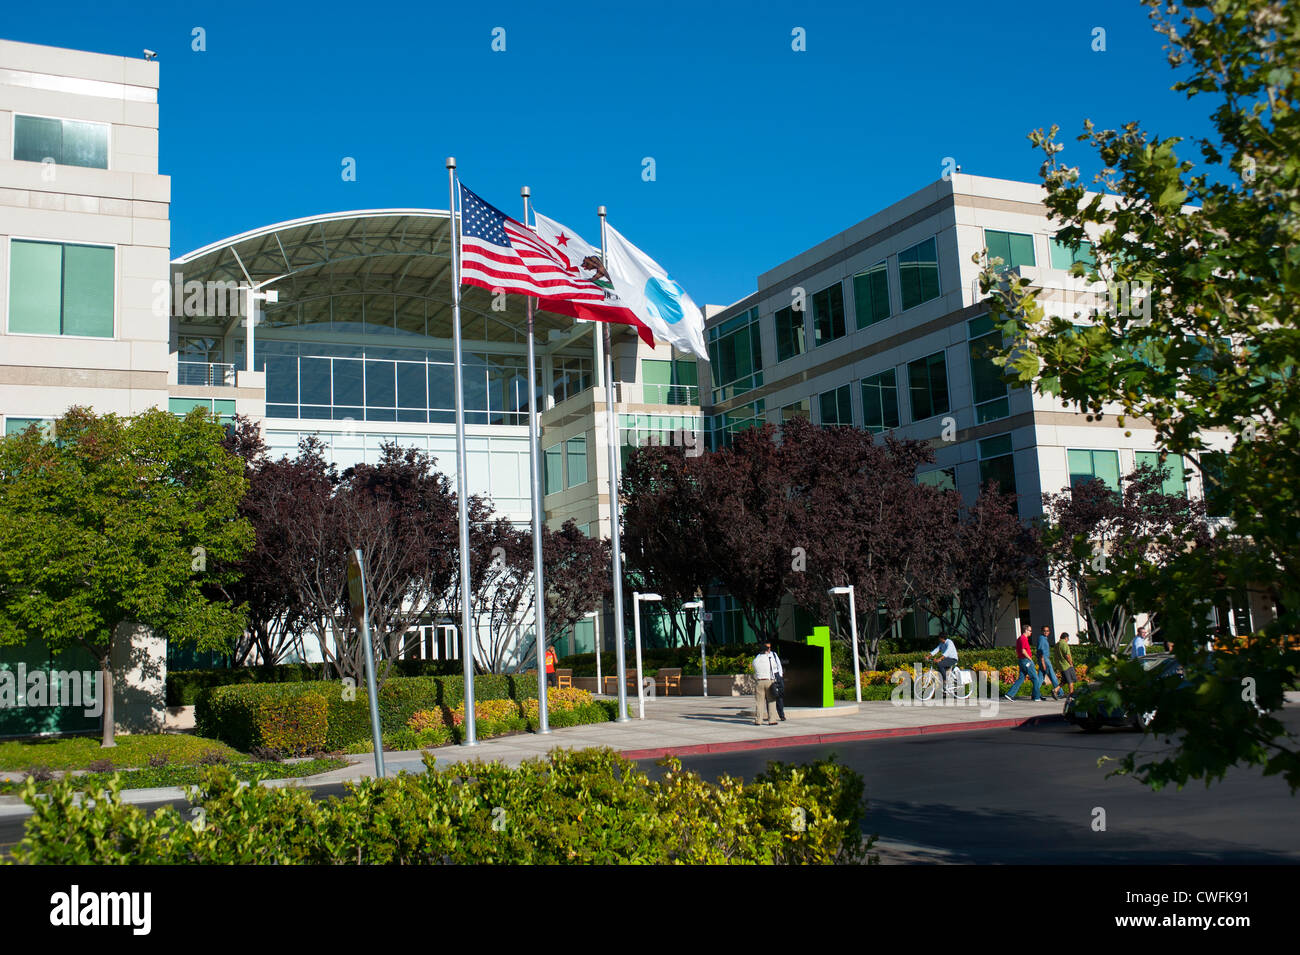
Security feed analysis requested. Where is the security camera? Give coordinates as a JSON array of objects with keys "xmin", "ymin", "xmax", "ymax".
[{"xmin": 143, "ymin": 49, "xmax": 157, "ymax": 60}]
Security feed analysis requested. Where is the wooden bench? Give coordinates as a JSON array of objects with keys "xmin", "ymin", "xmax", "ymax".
[
  {"xmin": 603, "ymin": 669, "xmax": 638, "ymax": 695},
  {"xmin": 654, "ymin": 667, "xmax": 683, "ymax": 696},
  {"xmin": 556, "ymin": 668, "xmax": 573, "ymax": 690}
]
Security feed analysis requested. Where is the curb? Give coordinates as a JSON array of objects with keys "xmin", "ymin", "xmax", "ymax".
[{"xmin": 619, "ymin": 713, "xmax": 1064, "ymax": 761}]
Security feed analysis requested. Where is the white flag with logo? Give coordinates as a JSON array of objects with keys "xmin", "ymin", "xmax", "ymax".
[{"xmin": 532, "ymin": 212, "xmax": 708, "ymax": 362}]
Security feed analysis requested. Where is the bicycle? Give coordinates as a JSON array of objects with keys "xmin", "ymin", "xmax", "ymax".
[{"xmin": 915, "ymin": 662, "xmax": 974, "ymax": 701}]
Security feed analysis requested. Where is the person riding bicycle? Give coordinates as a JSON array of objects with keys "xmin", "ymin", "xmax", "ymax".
[{"xmin": 928, "ymin": 636, "xmax": 959, "ymax": 689}]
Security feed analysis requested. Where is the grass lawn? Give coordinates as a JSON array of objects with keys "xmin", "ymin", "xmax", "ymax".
[
  {"xmin": 0, "ymin": 756, "xmax": 347, "ymax": 795},
  {"xmin": 0, "ymin": 733, "xmax": 245, "ymax": 772}
]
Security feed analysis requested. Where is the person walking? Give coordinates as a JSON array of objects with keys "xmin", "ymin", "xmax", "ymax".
[
  {"xmin": 929, "ymin": 636, "xmax": 959, "ymax": 695},
  {"xmin": 544, "ymin": 645, "xmax": 558, "ymax": 688},
  {"xmin": 1003, "ymin": 625, "xmax": 1044, "ymax": 702},
  {"xmin": 1053, "ymin": 632, "xmax": 1078, "ymax": 699},
  {"xmin": 1130, "ymin": 626, "xmax": 1148, "ymax": 660},
  {"xmin": 752, "ymin": 641, "xmax": 781, "ymax": 725},
  {"xmin": 769, "ymin": 643, "xmax": 787, "ymax": 721},
  {"xmin": 1036, "ymin": 624, "xmax": 1064, "ymax": 700}
]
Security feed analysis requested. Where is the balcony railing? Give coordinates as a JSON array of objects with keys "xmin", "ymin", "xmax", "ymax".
[
  {"xmin": 619, "ymin": 382, "xmax": 700, "ymax": 406},
  {"xmin": 178, "ymin": 361, "xmax": 236, "ymax": 387}
]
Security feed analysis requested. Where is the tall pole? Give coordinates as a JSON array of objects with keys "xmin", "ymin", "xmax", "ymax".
[
  {"xmin": 599, "ymin": 205, "xmax": 629, "ymax": 722},
  {"xmin": 632, "ymin": 594, "xmax": 646, "ymax": 719},
  {"xmin": 522, "ymin": 186, "xmax": 551, "ymax": 734},
  {"xmin": 847, "ymin": 587, "xmax": 861, "ymax": 704},
  {"xmin": 447, "ymin": 157, "xmax": 477, "ymax": 746}
]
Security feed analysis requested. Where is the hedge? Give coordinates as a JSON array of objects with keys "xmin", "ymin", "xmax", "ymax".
[
  {"xmin": 167, "ymin": 658, "xmax": 465, "ymax": 706},
  {"xmin": 10, "ymin": 749, "xmax": 874, "ymax": 865},
  {"xmin": 197, "ymin": 673, "xmax": 547, "ymax": 755}
]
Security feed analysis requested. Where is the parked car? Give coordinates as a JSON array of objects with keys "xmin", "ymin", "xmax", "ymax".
[
  {"xmin": 1063, "ymin": 653, "xmax": 1181, "ymax": 732},
  {"xmin": 1064, "ymin": 651, "xmax": 1269, "ymax": 732}
]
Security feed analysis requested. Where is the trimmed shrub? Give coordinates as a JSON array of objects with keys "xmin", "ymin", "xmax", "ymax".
[
  {"xmin": 255, "ymin": 695, "xmax": 328, "ymax": 756},
  {"xmin": 10, "ymin": 749, "xmax": 873, "ymax": 865},
  {"xmin": 196, "ymin": 683, "xmax": 331, "ymax": 753},
  {"xmin": 201, "ymin": 673, "xmax": 554, "ymax": 752}
]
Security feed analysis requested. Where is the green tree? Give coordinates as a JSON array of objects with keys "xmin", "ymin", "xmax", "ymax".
[
  {"xmin": 978, "ymin": 0, "xmax": 1300, "ymax": 789},
  {"xmin": 0, "ymin": 407, "xmax": 253, "ymax": 747}
]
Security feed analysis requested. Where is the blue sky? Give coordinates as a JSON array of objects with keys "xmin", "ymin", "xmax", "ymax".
[{"xmin": 5, "ymin": 0, "xmax": 1214, "ymax": 307}]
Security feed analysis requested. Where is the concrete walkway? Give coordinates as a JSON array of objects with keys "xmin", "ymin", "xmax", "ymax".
[
  {"xmin": 0, "ymin": 693, "xmax": 1064, "ymax": 812},
  {"xmin": 308, "ymin": 692, "xmax": 1064, "ymax": 783}
]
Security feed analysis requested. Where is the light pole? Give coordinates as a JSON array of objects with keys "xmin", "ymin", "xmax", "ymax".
[
  {"xmin": 632, "ymin": 592, "xmax": 661, "ymax": 719},
  {"xmin": 682, "ymin": 600, "xmax": 704, "ymax": 697},
  {"xmin": 586, "ymin": 609, "xmax": 601, "ymax": 695},
  {"xmin": 829, "ymin": 585, "xmax": 861, "ymax": 703}
]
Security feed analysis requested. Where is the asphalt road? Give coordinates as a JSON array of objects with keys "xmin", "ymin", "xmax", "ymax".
[
  {"xmin": 3, "ymin": 715, "xmax": 1296, "ymax": 864},
  {"xmin": 636, "ymin": 714, "xmax": 1300, "ymax": 864}
]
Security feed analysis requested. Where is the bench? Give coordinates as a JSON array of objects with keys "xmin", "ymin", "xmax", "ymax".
[
  {"xmin": 603, "ymin": 669, "xmax": 638, "ymax": 695},
  {"xmin": 654, "ymin": 667, "xmax": 683, "ymax": 696}
]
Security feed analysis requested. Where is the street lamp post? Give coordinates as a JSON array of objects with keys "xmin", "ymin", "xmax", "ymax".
[
  {"xmin": 829, "ymin": 585, "xmax": 861, "ymax": 703},
  {"xmin": 586, "ymin": 609, "xmax": 601, "ymax": 696},
  {"xmin": 682, "ymin": 600, "xmax": 704, "ymax": 697},
  {"xmin": 632, "ymin": 592, "xmax": 661, "ymax": 719}
]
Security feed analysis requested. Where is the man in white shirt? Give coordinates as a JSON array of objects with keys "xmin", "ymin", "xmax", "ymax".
[
  {"xmin": 929, "ymin": 636, "xmax": 959, "ymax": 687},
  {"xmin": 752, "ymin": 642, "xmax": 781, "ymax": 725}
]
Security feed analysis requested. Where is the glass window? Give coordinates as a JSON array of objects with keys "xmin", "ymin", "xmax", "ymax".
[
  {"xmin": 8, "ymin": 240, "xmax": 113, "ymax": 337},
  {"xmin": 544, "ymin": 444, "xmax": 564, "ymax": 495},
  {"xmin": 812, "ymin": 283, "xmax": 846, "ymax": 347},
  {"xmin": 853, "ymin": 260, "xmax": 890, "ymax": 329},
  {"xmin": 1134, "ymin": 450, "xmax": 1187, "ymax": 497},
  {"xmin": 707, "ymin": 307, "xmax": 763, "ymax": 401},
  {"xmin": 781, "ymin": 399, "xmax": 810, "ymax": 422},
  {"xmin": 968, "ymin": 316, "xmax": 1009, "ymax": 423},
  {"xmin": 14, "ymin": 115, "xmax": 108, "ymax": 169},
  {"xmin": 1067, "ymin": 449, "xmax": 1121, "ymax": 492},
  {"xmin": 898, "ymin": 237, "xmax": 940, "ymax": 311},
  {"xmin": 299, "ymin": 357, "xmax": 331, "ymax": 406},
  {"xmin": 265, "ymin": 356, "xmax": 298, "ymax": 406},
  {"xmin": 552, "ymin": 355, "xmax": 593, "ymax": 404},
  {"xmin": 860, "ymin": 369, "xmax": 899, "ymax": 434},
  {"xmin": 396, "ymin": 362, "xmax": 427, "ymax": 409},
  {"xmin": 1199, "ymin": 451, "xmax": 1228, "ymax": 518},
  {"xmin": 333, "ymin": 359, "xmax": 364, "ymax": 408},
  {"xmin": 4, "ymin": 417, "xmax": 54, "ymax": 437},
  {"xmin": 984, "ymin": 230, "xmax": 1036, "ymax": 270},
  {"xmin": 919, "ymin": 468, "xmax": 956, "ymax": 491},
  {"xmin": 364, "ymin": 360, "xmax": 396, "ymax": 408},
  {"xmin": 565, "ymin": 435, "xmax": 588, "ymax": 487},
  {"xmin": 1048, "ymin": 237, "xmax": 1095, "ymax": 270},
  {"xmin": 774, "ymin": 304, "xmax": 806, "ymax": 363},
  {"xmin": 907, "ymin": 351, "xmax": 949, "ymax": 421},
  {"xmin": 978, "ymin": 435, "xmax": 1016, "ymax": 495},
  {"xmin": 819, "ymin": 384, "xmax": 852, "ymax": 427}
]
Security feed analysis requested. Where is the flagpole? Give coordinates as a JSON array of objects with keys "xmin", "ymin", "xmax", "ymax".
[
  {"xmin": 447, "ymin": 157, "xmax": 477, "ymax": 746},
  {"xmin": 599, "ymin": 204, "xmax": 630, "ymax": 723},
  {"xmin": 522, "ymin": 185, "xmax": 551, "ymax": 734}
]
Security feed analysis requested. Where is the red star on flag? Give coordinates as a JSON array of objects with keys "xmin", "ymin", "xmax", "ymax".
[{"xmin": 554, "ymin": 231, "xmax": 569, "ymax": 247}]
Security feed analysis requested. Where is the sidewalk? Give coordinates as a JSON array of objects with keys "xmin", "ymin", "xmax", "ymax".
[
  {"xmin": 307, "ymin": 692, "xmax": 1064, "ymax": 784},
  {"xmin": 0, "ymin": 693, "xmax": 1063, "ymax": 812}
]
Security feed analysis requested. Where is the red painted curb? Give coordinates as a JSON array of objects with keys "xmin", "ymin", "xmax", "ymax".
[{"xmin": 619, "ymin": 714, "xmax": 1062, "ymax": 761}]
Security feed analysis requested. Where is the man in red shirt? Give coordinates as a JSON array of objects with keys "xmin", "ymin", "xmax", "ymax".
[
  {"xmin": 544, "ymin": 645, "xmax": 558, "ymax": 688},
  {"xmin": 1003, "ymin": 625, "xmax": 1044, "ymax": 701}
]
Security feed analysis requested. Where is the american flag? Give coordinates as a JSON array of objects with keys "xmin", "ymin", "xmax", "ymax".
[{"xmin": 457, "ymin": 182, "xmax": 605, "ymax": 304}]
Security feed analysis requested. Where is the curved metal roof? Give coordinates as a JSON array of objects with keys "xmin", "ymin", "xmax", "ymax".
[{"xmin": 171, "ymin": 209, "xmax": 578, "ymax": 344}]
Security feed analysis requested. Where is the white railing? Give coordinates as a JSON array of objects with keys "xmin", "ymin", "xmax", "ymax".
[
  {"xmin": 618, "ymin": 382, "xmax": 700, "ymax": 406},
  {"xmin": 178, "ymin": 361, "xmax": 236, "ymax": 387}
]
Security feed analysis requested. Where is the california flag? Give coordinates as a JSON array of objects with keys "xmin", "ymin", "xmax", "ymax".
[{"xmin": 532, "ymin": 211, "xmax": 709, "ymax": 362}]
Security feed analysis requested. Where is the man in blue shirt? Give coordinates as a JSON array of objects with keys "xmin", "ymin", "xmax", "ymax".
[{"xmin": 1036, "ymin": 625, "xmax": 1064, "ymax": 700}]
